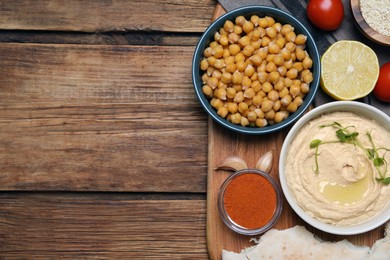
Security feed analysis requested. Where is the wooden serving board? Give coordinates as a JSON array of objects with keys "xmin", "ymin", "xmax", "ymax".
[{"xmin": 206, "ymin": 4, "xmax": 385, "ymax": 260}]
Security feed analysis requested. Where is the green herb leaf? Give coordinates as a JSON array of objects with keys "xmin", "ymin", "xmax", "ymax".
[
  {"xmin": 366, "ymin": 149, "xmax": 375, "ymax": 159},
  {"xmin": 374, "ymin": 157, "xmax": 385, "ymax": 167},
  {"xmin": 336, "ymin": 129, "xmax": 346, "ymax": 142},
  {"xmin": 310, "ymin": 139, "xmax": 322, "ymax": 149},
  {"xmin": 377, "ymin": 177, "xmax": 390, "ymax": 185}
]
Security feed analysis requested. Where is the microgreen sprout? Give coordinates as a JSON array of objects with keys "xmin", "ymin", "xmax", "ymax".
[{"xmin": 310, "ymin": 121, "xmax": 390, "ymax": 184}]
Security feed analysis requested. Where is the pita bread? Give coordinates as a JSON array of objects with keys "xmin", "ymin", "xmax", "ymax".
[{"xmin": 222, "ymin": 222, "xmax": 390, "ymax": 260}]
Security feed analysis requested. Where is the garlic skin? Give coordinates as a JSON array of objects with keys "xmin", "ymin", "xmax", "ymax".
[
  {"xmin": 216, "ymin": 156, "xmax": 248, "ymax": 172},
  {"xmin": 255, "ymin": 151, "xmax": 273, "ymax": 173}
]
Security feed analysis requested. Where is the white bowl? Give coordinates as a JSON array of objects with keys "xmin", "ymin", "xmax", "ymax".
[{"xmin": 279, "ymin": 101, "xmax": 390, "ymax": 235}]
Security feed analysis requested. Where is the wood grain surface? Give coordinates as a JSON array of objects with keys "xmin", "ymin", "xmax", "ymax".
[
  {"xmin": 0, "ymin": 43, "xmax": 208, "ymax": 192},
  {"xmin": 0, "ymin": 0, "xmax": 215, "ymax": 33},
  {"xmin": 0, "ymin": 193, "xmax": 208, "ymax": 258},
  {"xmin": 206, "ymin": 3, "xmax": 388, "ymax": 260}
]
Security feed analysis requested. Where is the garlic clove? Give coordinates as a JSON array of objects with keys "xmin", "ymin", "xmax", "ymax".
[
  {"xmin": 215, "ymin": 156, "xmax": 248, "ymax": 172},
  {"xmin": 255, "ymin": 150, "xmax": 273, "ymax": 173}
]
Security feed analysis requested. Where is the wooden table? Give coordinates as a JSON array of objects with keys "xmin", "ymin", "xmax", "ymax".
[{"xmin": 0, "ymin": 1, "xmax": 389, "ymax": 259}]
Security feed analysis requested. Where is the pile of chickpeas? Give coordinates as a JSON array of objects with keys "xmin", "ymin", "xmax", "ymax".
[{"xmin": 200, "ymin": 15, "xmax": 314, "ymax": 128}]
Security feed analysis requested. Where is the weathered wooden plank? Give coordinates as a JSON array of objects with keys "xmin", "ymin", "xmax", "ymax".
[
  {"xmin": 0, "ymin": 193, "xmax": 208, "ymax": 258},
  {"xmin": 0, "ymin": 43, "xmax": 208, "ymax": 192},
  {"xmin": 0, "ymin": 0, "xmax": 216, "ymax": 33}
]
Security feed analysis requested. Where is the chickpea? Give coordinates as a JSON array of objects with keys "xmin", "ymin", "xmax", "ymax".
[
  {"xmin": 274, "ymin": 79, "xmax": 285, "ymax": 91},
  {"xmin": 255, "ymin": 118, "xmax": 268, "ymax": 127},
  {"xmin": 231, "ymin": 113, "xmax": 242, "ymax": 124},
  {"xmin": 245, "ymin": 64, "xmax": 255, "ymax": 77},
  {"xmin": 261, "ymin": 36, "xmax": 271, "ymax": 47},
  {"xmin": 281, "ymin": 48, "xmax": 291, "ymax": 60},
  {"xmin": 238, "ymin": 102, "xmax": 249, "ymax": 114},
  {"xmin": 238, "ymin": 36, "xmax": 251, "ymax": 47},
  {"xmin": 273, "ymin": 22, "xmax": 282, "ymax": 32},
  {"xmin": 244, "ymin": 88, "xmax": 256, "ymax": 99},
  {"xmin": 262, "ymin": 82, "xmax": 273, "ymax": 93},
  {"xmin": 251, "ymin": 80, "xmax": 261, "ymax": 92},
  {"xmin": 266, "ymin": 27, "xmax": 277, "ymax": 39},
  {"xmin": 279, "ymin": 87, "xmax": 289, "ymax": 98},
  {"xmin": 217, "ymin": 106, "xmax": 229, "ymax": 118},
  {"xmin": 290, "ymin": 84, "xmax": 301, "ymax": 98},
  {"xmin": 273, "ymin": 55, "xmax": 284, "ymax": 66},
  {"xmin": 295, "ymin": 34, "xmax": 307, "ymax": 45},
  {"xmin": 277, "ymin": 66, "xmax": 287, "ymax": 77},
  {"xmin": 236, "ymin": 61, "xmax": 247, "ymax": 72},
  {"xmin": 269, "ymin": 71, "xmax": 280, "ymax": 84},
  {"xmin": 302, "ymin": 56, "xmax": 313, "ymax": 69},
  {"xmin": 281, "ymin": 94, "xmax": 292, "ymax": 106},
  {"xmin": 216, "ymin": 88, "xmax": 227, "ymax": 100},
  {"xmin": 221, "ymin": 72, "xmax": 232, "ymax": 83},
  {"xmin": 261, "ymin": 99, "xmax": 273, "ymax": 112},
  {"xmin": 201, "ymin": 73, "xmax": 209, "ymax": 83},
  {"xmin": 243, "ymin": 20, "xmax": 255, "ymax": 33},
  {"xmin": 251, "ymin": 39, "xmax": 262, "ymax": 50},
  {"xmin": 294, "ymin": 96, "xmax": 303, "ymax": 107},
  {"xmin": 219, "ymin": 34, "xmax": 229, "ymax": 46},
  {"xmin": 265, "ymin": 62, "xmax": 277, "ymax": 72},
  {"xmin": 219, "ymin": 27, "xmax": 228, "ymax": 36},
  {"xmin": 253, "ymin": 95, "xmax": 263, "ymax": 107},
  {"xmin": 257, "ymin": 71, "xmax": 268, "ymax": 83},
  {"xmin": 268, "ymin": 90, "xmax": 279, "ymax": 101},
  {"xmin": 247, "ymin": 111, "xmax": 257, "ymax": 122},
  {"xmin": 296, "ymin": 47, "xmax": 306, "ymax": 61},
  {"xmin": 233, "ymin": 25, "xmax": 243, "ymax": 35},
  {"xmin": 202, "ymin": 85, "xmax": 213, "ymax": 97},
  {"xmin": 243, "ymin": 45, "xmax": 255, "ymax": 56},
  {"xmin": 200, "ymin": 59, "xmax": 209, "ymax": 70},
  {"xmin": 265, "ymin": 16, "xmax": 275, "ymax": 26},
  {"xmin": 274, "ymin": 111, "xmax": 289, "ymax": 123},
  {"xmin": 285, "ymin": 31, "xmax": 296, "ymax": 42},
  {"xmin": 235, "ymin": 16, "xmax": 246, "ymax": 26},
  {"xmin": 225, "ymin": 63, "xmax": 237, "ymax": 73},
  {"xmin": 229, "ymin": 44, "xmax": 241, "ymax": 55},
  {"xmin": 242, "ymin": 76, "xmax": 252, "ymax": 89},
  {"xmin": 287, "ymin": 102, "xmax": 298, "ymax": 113},
  {"xmin": 232, "ymin": 71, "xmax": 243, "ymax": 84},
  {"xmin": 281, "ymin": 24, "xmax": 294, "ymax": 36},
  {"xmin": 266, "ymin": 110, "xmax": 275, "ymax": 120},
  {"xmin": 213, "ymin": 59, "xmax": 225, "ymax": 69},
  {"xmin": 211, "ymin": 98, "xmax": 223, "ymax": 109},
  {"xmin": 301, "ymin": 83, "xmax": 310, "ymax": 94},
  {"xmin": 250, "ymin": 54, "xmax": 262, "ymax": 66},
  {"xmin": 285, "ymin": 42, "xmax": 296, "ymax": 52},
  {"xmin": 226, "ymin": 87, "xmax": 236, "ymax": 99},
  {"xmin": 233, "ymin": 91, "xmax": 244, "ymax": 102},
  {"xmin": 268, "ymin": 42, "xmax": 280, "ymax": 54},
  {"xmin": 273, "ymin": 100, "xmax": 281, "ymax": 111},
  {"xmin": 227, "ymin": 102, "xmax": 238, "ymax": 113},
  {"xmin": 286, "ymin": 68, "xmax": 298, "ymax": 79},
  {"xmin": 241, "ymin": 116, "xmax": 250, "ymax": 127},
  {"xmin": 228, "ymin": 32, "xmax": 239, "ymax": 44},
  {"xmin": 258, "ymin": 17, "xmax": 269, "ymax": 28},
  {"xmin": 303, "ymin": 73, "xmax": 313, "ymax": 84}
]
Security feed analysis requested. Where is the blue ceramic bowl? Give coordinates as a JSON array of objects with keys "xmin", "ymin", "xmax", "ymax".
[{"xmin": 192, "ymin": 6, "xmax": 320, "ymax": 135}]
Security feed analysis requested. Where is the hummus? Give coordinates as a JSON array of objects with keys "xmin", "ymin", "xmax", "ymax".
[{"xmin": 285, "ymin": 111, "xmax": 390, "ymax": 226}]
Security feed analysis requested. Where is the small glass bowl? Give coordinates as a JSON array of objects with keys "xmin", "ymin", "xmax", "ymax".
[{"xmin": 218, "ymin": 169, "xmax": 283, "ymax": 236}]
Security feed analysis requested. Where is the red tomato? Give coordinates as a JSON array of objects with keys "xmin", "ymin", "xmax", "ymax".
[
  {"xmin": 307, "ymin": 0, "xmax": 344, "ymax": 31},
  {"xmin": 374, "ymin": 62, "xmax": 390, "ymax": 102}
]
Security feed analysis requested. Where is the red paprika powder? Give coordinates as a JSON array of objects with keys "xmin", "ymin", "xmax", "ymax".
[{"xmin": 223, "ymin": 172, "xmax": 277, "ymax": 229}]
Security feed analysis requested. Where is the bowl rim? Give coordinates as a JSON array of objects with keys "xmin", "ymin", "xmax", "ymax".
[
  {"xmin": 192, "ymin": 5, "xmax": 320, "ymax": 135},
  {"xmin": 217, "ymin": 168, "xmax": 283, "ymax": 235},
  {"xmin": 279, "ymin": 101, "xmax": 390, "ymax": 235}
]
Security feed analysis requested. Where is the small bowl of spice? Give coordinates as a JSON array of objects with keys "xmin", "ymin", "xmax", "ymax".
[
  {"xmin": 351, "ymin": 0, "xmax": 390, "ymax": 46},
  {"xmin": 218, "ymin": 169, "xmax": 283, "ymax": 235}
]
